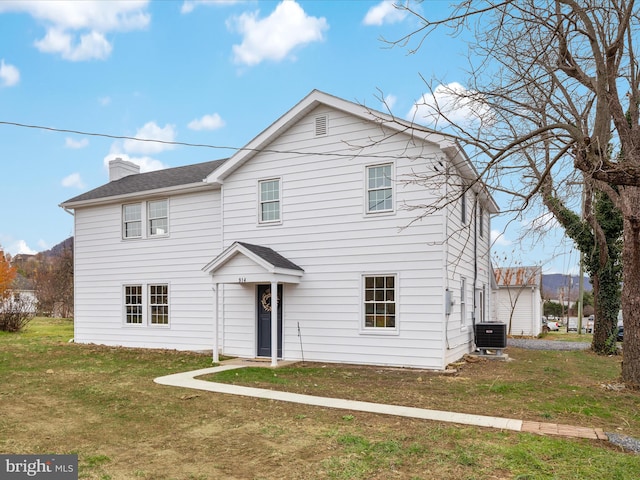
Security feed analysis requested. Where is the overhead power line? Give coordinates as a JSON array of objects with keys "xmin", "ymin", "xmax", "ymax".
[{"xmin": 0, "ymin": 120, "xmax": 412, "ymax": 160}]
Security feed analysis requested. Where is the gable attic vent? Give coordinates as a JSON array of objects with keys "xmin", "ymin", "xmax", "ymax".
[{"xmin": 315, "ymin": 115, "xmax": 328, "ymax": 136}]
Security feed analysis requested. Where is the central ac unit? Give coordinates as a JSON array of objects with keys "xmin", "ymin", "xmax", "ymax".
[{"xmin": 474, "ymin": 322, "xmax": 507, "ymax": 349}]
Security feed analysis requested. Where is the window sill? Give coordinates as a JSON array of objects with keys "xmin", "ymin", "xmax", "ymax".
[{"xmin": 360, "ymin": 328, "xmax": 400, "ymax": 336}]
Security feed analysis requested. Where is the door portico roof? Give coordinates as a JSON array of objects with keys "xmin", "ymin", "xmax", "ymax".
[{"xmin": 202, "ymin": 242, "xmax": 304, "ymax": 284}]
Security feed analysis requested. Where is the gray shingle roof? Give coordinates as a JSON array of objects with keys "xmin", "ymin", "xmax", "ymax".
[
  {"xmin": 238, "ymin": 242, "xmax": 304, "ymax": 271},
  {"xmin": 62, "ymin": 159, "xmax": 227, "ymax": 205}
]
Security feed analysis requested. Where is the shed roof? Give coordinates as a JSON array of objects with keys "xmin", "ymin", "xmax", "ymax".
[{"xmin": 494, "ymin": 266, "xmax": 541, "ymax": 287}]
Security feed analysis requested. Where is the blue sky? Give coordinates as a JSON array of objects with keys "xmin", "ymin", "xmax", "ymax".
[{"xmin": 0, "ymin": 0, "xmax": 580, "ymax": 274}]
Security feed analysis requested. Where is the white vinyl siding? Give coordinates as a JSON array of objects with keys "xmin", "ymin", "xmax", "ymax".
[
  {"xmin": 220, "ymin": 105, "xmax": 449, "ymax": 368},
  {"xmin": 73, "ymin": 188, "xmax": 221, "ymax": 350},
  {"xmin": 366, "ymin": 164, "xmax": 393, "ymax": 213}
]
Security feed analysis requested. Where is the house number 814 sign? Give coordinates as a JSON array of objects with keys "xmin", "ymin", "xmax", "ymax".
[{"xmin": 238, "ymin": 277, "xmax": 247, "ymax": 283}]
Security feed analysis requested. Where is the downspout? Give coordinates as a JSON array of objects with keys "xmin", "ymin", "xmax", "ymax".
[
  {"xmin": 61, "ymin": 206, "xmax": 75, "ymax": 342},
  {"xmin": 472, "ymin": 194, "xmax": 478, "ymax": 348}
]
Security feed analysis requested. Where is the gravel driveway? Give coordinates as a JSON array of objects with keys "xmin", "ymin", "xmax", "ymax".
[{"xmin": 507, "ymin": 338, "xmax": 591, "ymax": 350}]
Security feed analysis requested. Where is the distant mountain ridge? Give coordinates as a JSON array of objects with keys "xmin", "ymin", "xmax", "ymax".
[
  {"xmin": 41, "ymin": 237, "xmax": 73, "ymax": 258},
  {"xmin": 542, "ymin": 273, "xmax": 592, "ymax": 299}
]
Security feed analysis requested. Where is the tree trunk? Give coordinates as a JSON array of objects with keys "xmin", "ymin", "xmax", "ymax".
[{"xmin": 621, "ymin": 187, "xmax": 640, "ymax": 388}]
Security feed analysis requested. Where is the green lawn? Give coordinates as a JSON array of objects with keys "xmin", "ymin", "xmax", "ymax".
[{"xmin": 1, "ymin": 318, "xmax": 639, "ymax": 479}]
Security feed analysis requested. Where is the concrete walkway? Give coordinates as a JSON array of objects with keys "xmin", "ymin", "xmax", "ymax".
[{"xmin": 153, "ymin": 361, "xmax": 608, "ymax": 442}]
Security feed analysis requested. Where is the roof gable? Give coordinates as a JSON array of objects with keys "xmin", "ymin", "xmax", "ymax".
[
  {"xmin": 202, "ymin": 242, "xmax": 304, "ymax": 284},
  {"xmin": 205, "ymin": 89, "xmax": 498, "ymax": 214}
]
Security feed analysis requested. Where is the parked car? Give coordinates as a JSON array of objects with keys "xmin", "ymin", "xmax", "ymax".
[
  {"xmin": 617, "ymin": 324, "xmax": 624, "ymax": 342},
  {"xmin": 617, "ymin": 311, "xmax": 623, "ymax": 342},
  {"xmin": 542, "ymin": 317, "xmax": 559, "ymax": 332}
]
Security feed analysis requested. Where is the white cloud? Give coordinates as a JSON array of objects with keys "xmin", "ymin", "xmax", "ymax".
[
  {"xmin": 65, "ymin": 137, "xmax": 89, "ymax": 149},
  {"xmin": 122, "ymin": 121, "xmax": 177, "ymax": 155},
  {"xmin": 228, "ymin": 1, "xmax": 328, "ymax": 66},
  {"xmin": 181, "ymin": 0, "xmax": 240, "ymax": 14},
  {"xmin": 103, "ymin": 152, "xmax": 167, "ymax": 174},
  {"xmin": 491, "ymin": 229, "xmax": 511, "ymax": 247},
  {"xmin": 61, "ymin": 172, "xmax": 87, "ymax": 189},
  {"xmin": 188, "ymin": 113, "xmax": 225, "ymax": 131},
  {"xmin": 408, "ymin": 82, "xmax": 493, "ymax": 129},
  {"xmin": 98, "ymin": 96, "xmax": 111, "ymax": 106},
  {"xmin": 0, "ymin": 59, "xmax": 20, "ymax": 87},
  {"xmin": 0, "ymin": 1, "xmax": 150, "ymax": 61},
  {"xmin": 383, "ymin": 94, "xmax": 397, "ymax": 111},
  {"xmin": 8, "ymin": 240, "xmax": 37, "ymax": 256},
  {"xmin": 363, "ymin": 1, "xmax": 406, "ymax": 26},
  {"xmin": 35, "ymin": 28, "xmax": 112, "ymax": 61}
]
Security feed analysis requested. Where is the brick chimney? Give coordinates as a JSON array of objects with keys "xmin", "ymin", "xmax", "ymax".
[{"xmin": 109, "ymin": 158, "xmax": 140, "ymax": 182}]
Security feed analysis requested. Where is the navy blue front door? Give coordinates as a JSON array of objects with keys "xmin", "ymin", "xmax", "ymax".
[{"xmin": 257, "ymin": 284, "xmax": 282, "ymax": 357}]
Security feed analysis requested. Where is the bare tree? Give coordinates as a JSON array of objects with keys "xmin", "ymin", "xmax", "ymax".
[{"xmin": 390, "ymin": 0, "xmax": 640, "ymax": 386}]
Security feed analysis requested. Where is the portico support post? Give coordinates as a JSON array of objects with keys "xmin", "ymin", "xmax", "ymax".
[
  {"xmin": 271, "ymin": 280, "xmax": 278, "ymax": 367},
  {"xmin": 212, "ymin": 283, "xmax": 219, "ymax": 363}
]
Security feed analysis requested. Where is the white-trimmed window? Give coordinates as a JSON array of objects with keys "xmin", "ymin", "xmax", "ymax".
[
  {"xmin": 259, "ymin": 178, "xmax": 281, "ymax": 223},
  {"xmin": 367, "ymin": 164, "xmax": 393, "ymax": 213},
  {"xmin": 149, "ymin": 284, "xmax": 169, "ymax": 325},
  {"xmin": 124, "ymin": 285, "xmax": 143, "ymax": 324},
  {"xmin": 364, "ymin": 275, "xmax": 396, "ymax": 329},
  {"xmin": 123, "ymin": 203, "xmax": 142, "ymax": 238},
  {"xmin": 479, "ymin": 205, "xmax": 484, "ymax": 237},
  {"xmin": 148, "ymin": 199, "xmax": 168, "ymax": 236}
]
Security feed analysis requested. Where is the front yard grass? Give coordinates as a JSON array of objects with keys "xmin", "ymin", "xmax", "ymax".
[{"xmin": 1, "ymin": 317, "xmax": 639, "ymax": 479}]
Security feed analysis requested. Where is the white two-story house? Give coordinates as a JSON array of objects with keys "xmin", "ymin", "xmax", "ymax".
[{"xmin": 60, "ymin": 90, "xmax": 499, "ymax": 369}]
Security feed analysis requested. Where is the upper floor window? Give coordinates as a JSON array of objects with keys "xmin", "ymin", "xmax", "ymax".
[
  {"xmin": 364, "ymin": 275, "xmax": 396, "ymax": 329},
  {"xmin": 367, "ymin": 164, "xmax": 393, "ymax": 213},
  {"xmin": 123, "ymin": 204, "xmax": 142, "ymax": 239},
  {"xmin": 479, "ymin": 205, "xmax": 484, "ymax": 237},
  {"xmin": 259, "ymin": 179, "xmax": 281, "ymax": 223},
  {"xmin": 148, "ymin": 199, "xmax": 168, "ymax": 236}
]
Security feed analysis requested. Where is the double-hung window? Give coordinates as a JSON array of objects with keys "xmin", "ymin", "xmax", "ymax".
[
  {"xmin": 149, "ymin": 284, "xmax": 169, "ymax": 325},
  {"xmin": 123, "ymin": 204, "xmax": 142, "ymax": 238},
  {"xmin": 124, "ymin": 285, "xmax": 143, "ymax": 324},
  {"xmin": 259, "ymin": 179, "xmax": 281, "ymax": 223},
  {"xmin": 148, "ymin": 199, "xmax": 168, "ymax": 236},
  {"xmin": 124, "ymin": 284, "xmax": 169, "ymax": 326},
  {"xmin": 367, "ymin": 164, "xmax": 393, "ymax": 213},
  {"xmin": 364, "ymin": 275, "xmax": 396, "ymax": 329}
]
